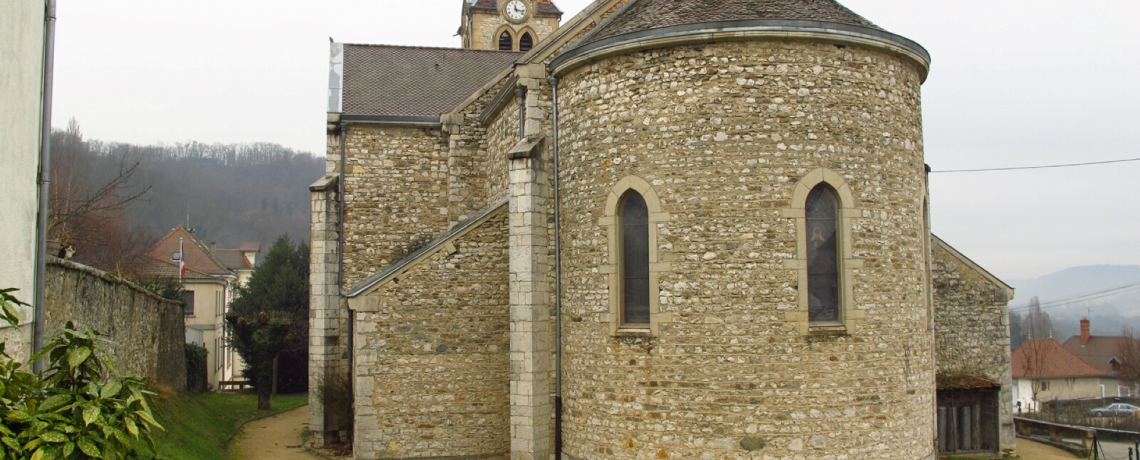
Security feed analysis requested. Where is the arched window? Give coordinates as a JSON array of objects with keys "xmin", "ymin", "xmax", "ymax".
[
  {"xmin": 620, "ymin": 191, "xmax": 650, "ymax": 326},
  {"xmin": 498, "ymin": 30, "xmax": 514, "ymax": 51},
  {"xmin": 806, "ymin": 185, "xmax": 840, "ymax": 323},
  {"xmin": 519, "ymin": 32, "xmax": 534, "ymax": 52}
]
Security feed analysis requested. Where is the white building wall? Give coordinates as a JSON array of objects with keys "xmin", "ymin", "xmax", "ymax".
[{"xmin": 0, "ymin": 0, "xmax": 46, "ymax": 362}]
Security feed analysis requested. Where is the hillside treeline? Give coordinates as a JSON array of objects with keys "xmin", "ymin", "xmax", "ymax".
[{"xmin": 51, "ymin": 120, "xmax": 324, "ymax": 271}]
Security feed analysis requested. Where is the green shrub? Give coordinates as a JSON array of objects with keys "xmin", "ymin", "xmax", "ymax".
[
  {"xmin": 0, "ymin": 289, "xmax": 164, "ymax": 460},
  {"xmin": 183, "ymin": 343, "xmax": 208, "ymax": 393}
]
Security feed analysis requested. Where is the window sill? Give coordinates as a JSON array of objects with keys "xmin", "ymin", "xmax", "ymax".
[
  {"xmin": 807, "ymin": 324, "xmax": 848, "ymax": 336},
  {"xmin": 614, "ymin": 328, "xmax": 651, "ymax": 338}
]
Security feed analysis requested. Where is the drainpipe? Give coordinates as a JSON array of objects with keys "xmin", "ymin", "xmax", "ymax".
[
  {"xmin": 548, "ymin": 75, "xmax": 563, "ymax": 459},
  {"xmin": 33, "ymin": 0, "xmax": 57, "ymax": 373},
  {"xmin": 924, "ymin": 163, "xmax": 937, "ymax": 456}
]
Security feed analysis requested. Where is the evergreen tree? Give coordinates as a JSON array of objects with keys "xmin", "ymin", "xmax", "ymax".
[{"xmin": 226, "ymin": 235, "xmax": 309, "ymax": 409}]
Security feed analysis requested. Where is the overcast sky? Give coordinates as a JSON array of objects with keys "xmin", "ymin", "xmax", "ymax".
[{"xmin": 52, "ymin": 0, "xmax": 1140, "ymax": 283}]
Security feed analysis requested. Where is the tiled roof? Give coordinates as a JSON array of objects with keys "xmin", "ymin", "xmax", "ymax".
[
  {"xmin": 1012, "ymin": 338, "xmax": 1109, "ymax": 379},
  {"xmin": 936, "ymin": 374, "xmax": 1001, "ymax": 390},
  {"xmin": 214, "ymin": 249, "xmax": 253, "ymax": 271},
  {"xmin": 471, "ymin": 0, "xmax": 563, "ymax": 15},
  {"xmin": 1062, "ymin": 335, "xmax": 1131, "ymax": 375},
  {"xmin": 144, "ymin": 226, "xmax": 231, "ymax": 276},
  {"xmin": 131, "ymin": 256, "xmax": 215, "ymax": 280},
  {"xmin": 342, "ymin": 44, "xmax": 521, "ymax": 117},
  {"xmin": 239, "ymin": 241, "xmax": 261, "ymax": 253},
  {"xmin": 588, "ymin": 0, "xmax": 881, "ymax": 43}
]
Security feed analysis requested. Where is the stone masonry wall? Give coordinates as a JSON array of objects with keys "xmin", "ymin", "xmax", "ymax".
[
  {"xmin": 353, "ymin": 211, "xmax": 511, "ymax": 459},
  {"xmin": 309, "ymin": 176, "xmax": 349, "ymax": 446},
  {"xmin": 482, "ymin": 92, "xmax": 520, "ymax": 207},
  {"xmin": 556, "ymin": 40, "xmax": 933, "ymax": 459},
  {"xmin": 44, "ymin": 258, "xmax": 186, "ymax": 391},
  {"xmin": 931, "ymin": 239, "xmax": 1015, "ymax": 449},
  {"xmin": 342, "ymin": 125, "xmax": 450, "ymax": 288}
]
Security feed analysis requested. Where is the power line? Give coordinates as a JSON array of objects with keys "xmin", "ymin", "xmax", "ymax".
[
  {"xmin": 1035, "ymin": 281, "xmax": 1140, "ymax": 307},
  {"xmin": 1011, "ymin": 286, "xmax": 1140, "ymax": 312},
  {"xmin": 931, "ymin": 157, "xmax": 1140, "ymax": 173},
  {"xmin": 1009, "ymin": 280, "xmax": 1140, "ymax": 312}
]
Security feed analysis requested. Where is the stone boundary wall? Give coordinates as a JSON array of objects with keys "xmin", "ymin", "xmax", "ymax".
[{"xmin": 44, "ymin": 257, "xmax": 187, "ymax": 391}]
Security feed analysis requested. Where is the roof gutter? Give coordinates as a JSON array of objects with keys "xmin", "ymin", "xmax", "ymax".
[
  {"xmin": 339, "ymin": 114, "xmax": 442, "ymax": 126},
  {"xmin": 33, "ymin": 0, "xmax": 57, "ymax": 373}
]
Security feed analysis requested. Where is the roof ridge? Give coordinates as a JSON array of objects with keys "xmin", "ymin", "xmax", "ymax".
[{"xmin": 344, "ymin": 43, "xmax": 523, "ymax": 54}]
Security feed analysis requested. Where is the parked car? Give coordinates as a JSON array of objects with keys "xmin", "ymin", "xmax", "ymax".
[{"xmin": 1088, "ymin": 403, "xmax": 1140, "ymax": 417}]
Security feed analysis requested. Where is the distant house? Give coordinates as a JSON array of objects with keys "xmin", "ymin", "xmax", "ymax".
[
  {"xmin": 1012, "ymin": 338, "xmax": 1114, "ymax": 411},
  {"xmin": 213, "ymin": 241, "xmax": 260, "ymax": 287},
  {"xmin": 140, "ymin": 226, "xmax": 259, "ymax": 390},
  {"xmin": 1062, "ymin": 318, "xmax": 1136, "ymax": 398}
]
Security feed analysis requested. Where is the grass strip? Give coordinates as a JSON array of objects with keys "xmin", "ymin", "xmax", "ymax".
[{"xmin": 146, "ymin": 391, "xmax": 308, "ymax": 460}]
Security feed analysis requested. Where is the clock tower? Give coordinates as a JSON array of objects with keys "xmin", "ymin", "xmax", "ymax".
[{"xmin": 459, "ymin": 0, "xmax": 563, "ymax": 51}]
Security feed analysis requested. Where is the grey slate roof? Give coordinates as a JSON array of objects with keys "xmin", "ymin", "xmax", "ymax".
[
  {"xmin": 342, "ymin": 44, "xmax": 521, "ymax": 117},
  {"xmin": 214, "ymin": 249, "xmax": 253, "ymax": 271},
  {"xmin": 588, "ymin": 0, "xmax": 882, "ymax": 43}
]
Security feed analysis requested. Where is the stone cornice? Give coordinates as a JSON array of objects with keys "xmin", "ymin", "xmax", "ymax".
[{"xmin": 550, "ymin": 19, "xmax": 931, "ymax": 82}]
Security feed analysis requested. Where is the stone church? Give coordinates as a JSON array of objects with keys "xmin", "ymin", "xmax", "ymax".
[{"xmin": 309, "ymin": 0, "xmax": 1016, "ymax": 458}]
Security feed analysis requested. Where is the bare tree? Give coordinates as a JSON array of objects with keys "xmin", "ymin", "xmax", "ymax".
[
  {"xmin": 1116, "ymin": 328, "xmax": 1140, "ymax": 392},
  {"xmin": 1015, "ymin": 338, "xmax": 1054, "ymax": 412},
  {"xmin": 48, "ymin": 119, "xmax": 151, "ymax": 270}
]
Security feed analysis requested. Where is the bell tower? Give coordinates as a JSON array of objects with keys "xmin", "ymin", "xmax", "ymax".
[{"xmin": 459, "ymin": 0, "xmax": 563, "ymax": 51}]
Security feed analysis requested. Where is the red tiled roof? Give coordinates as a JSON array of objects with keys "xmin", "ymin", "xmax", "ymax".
[
  {"xmin": 130, "ymin": 255, "xmax": 215, "ymax": 280},
  {"xmin": 1012, "ymin": 338, "xmax": 1109, "ymax": 379},
  {"xmin": 342, "ymin": 44, "xmax": 520, "ymax": 117},
  {"xmin": 588, "ymin": 0, "xmax": 882, "ymax": 44},
  {"xmin": 1062, "ymin": 335, "xmax": 1132, "ymax": 375},
  {"xmin": 144, "ymin": 226, "xmax": 231, "ymax": 276},
  {"xmin": 472, "ymin": 0, "xmax": 563, "ymax": 15}
]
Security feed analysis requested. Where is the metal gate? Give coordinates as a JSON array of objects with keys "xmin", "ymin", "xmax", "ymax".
[{"xmin": 937, "ymin": 388, "xmax": 999, "ymax": 453}]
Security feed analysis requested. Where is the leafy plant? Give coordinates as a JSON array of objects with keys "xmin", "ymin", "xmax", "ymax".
[
  {"xmin": 183, "ymin": 343, "xmax": 208, "ymax": 393},
  {"xmin": 0, "ymin": 290, "xmax": 164, "ymax": 460},
  {"xmin": 0, "ymin": 287, "xmax": 25, "ymax": 327}
]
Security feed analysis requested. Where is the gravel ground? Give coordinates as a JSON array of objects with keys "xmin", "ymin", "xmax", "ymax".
[
  {"xmin": 230, "ymin": 405, "xmax": 318, "ymax": 460},
  {"xmin": 1015, "ymin": 438, "xmax": 1083, "ymax": 459}
]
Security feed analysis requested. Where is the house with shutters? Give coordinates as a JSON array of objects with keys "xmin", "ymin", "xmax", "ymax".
[{"xmin": 310, "ymin": 0, "xmax": 1017, "ymax": 458}]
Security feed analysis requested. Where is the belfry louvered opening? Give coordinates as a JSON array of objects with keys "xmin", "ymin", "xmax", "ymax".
[
  {"xmin": 499, "ymin": 30, "xmax": 513, "ymax": 50},
  {"xmin": 519, "ymin": 32, "xmax": 534, "ymax": 52}
]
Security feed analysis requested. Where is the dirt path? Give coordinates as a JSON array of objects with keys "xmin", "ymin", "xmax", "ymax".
[
  {"xmin": 230, "ymin": 405, "xmax": 318, "ymax": 460},
  {"xmin": 1016, "ymin": 438, "xmax": 1082, "ymax": 459}
]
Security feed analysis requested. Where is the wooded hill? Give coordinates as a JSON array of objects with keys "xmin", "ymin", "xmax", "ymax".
[{"xmin": 52, "ymin": 122, "xmax": 324, "ymax": 270}]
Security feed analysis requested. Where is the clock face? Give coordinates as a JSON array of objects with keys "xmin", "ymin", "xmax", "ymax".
[{"xmin": 505, "ymin": 0, "xmax": 527, "ymax": 21}]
